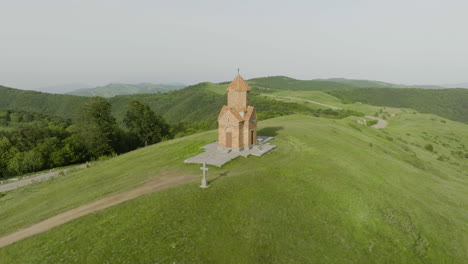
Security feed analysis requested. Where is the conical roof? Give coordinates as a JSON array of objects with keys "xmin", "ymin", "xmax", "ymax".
[{"xmin": 226, "ymin": 74, "xmax": 251, "ymax": 91}]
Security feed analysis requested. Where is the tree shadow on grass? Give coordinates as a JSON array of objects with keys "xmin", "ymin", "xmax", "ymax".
[
  {"xmin": 258, "ymin": 126, "xmax": 284, "ymax": 137},
  {"xmin": 208, "ymin": 171, "xmax": 228, "ymax": 185}
]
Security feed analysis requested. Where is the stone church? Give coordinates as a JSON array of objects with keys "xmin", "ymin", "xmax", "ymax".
[{"xmin": 217, "ymin": 74, "xmax": 257, "ymax": 150}]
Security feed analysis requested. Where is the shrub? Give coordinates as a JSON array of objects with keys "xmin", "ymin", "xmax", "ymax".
[
  {"xmin": 424, "ymin": 144, "xmax": 434, "ymax": 152},
  {"xmin": 437, "ymin": 155, "xmax": 450, "ymax": 161},
  {"xmin": 367, "ymin": 120, "xmax": 378, "ymax": 126}
]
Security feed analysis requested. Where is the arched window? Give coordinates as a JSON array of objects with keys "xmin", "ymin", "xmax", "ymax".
[{"xmin": 227, "ymin": 117, "xmax": 230, "ymax": 122}]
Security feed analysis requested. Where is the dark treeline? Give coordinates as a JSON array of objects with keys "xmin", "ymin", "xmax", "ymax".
[
  {"xmin": 328, "ymin": 88, "xmax": 468, "ymax": 123},
  {"xmin": 0, "ymin": 98, "xmax": 171, "ymax": 179}
]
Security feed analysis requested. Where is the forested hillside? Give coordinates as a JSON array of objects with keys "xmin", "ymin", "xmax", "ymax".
[
  {"xmin": 0, "ymin": 83, "xmax": 333, "ymax": 124},
  {"xmin": 67, "ymin": 83, "xmax": 184, "ymax": 97},
  {"xmin": 108, "ymin": 82, "xmax": 328, "ymax": 125},
  {"xmin": 0, "ymin": 98, "xmax": 173, "ymax": 179},
  {"xmin": 0, "ymin": 86, "xmax": 89, "ymax": 119},
  {"xmin": 3, "ymin": 78, "xmax": 468, "ymax": 126},
  {"xmin": 329, "ymin": 88, "xmax": 468, "ymax": 123}
]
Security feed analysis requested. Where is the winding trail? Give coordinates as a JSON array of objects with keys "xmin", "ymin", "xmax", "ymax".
[
  {"xmin": 0, "ymin": 173, "xmax": 196, "ymax": 248},
  {"xmin": 265, "ymin": 94, "xmax": 388, "ymax": 128}
]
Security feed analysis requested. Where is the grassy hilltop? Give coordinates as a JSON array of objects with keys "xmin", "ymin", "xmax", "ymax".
[{"xmin": 0, "ymin": 107, "xmax": 466, "ymax": 263}]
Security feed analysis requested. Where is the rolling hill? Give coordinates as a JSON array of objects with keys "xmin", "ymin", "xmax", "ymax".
[
  {"xmin": 35, "ymin": 83, "xmax": 93, "ymax": 94},
  {"xmin": 0, "ymin": 83, "xmax": 316, "ymax": 125},
  {"xmin": 328, "ymin": 87, "xmax": 468, "ymax": 123},
  {"xmin": 321, "ymin": 78, "xmax": 408, "ymax": 88},
  {"xmin": 0, "ymin": 85, "xmax": 90, "ymax": 119},
  {"xmin": 67, "ymin": 83, "xmax": 185, "ymax": 97},
  {"xmin": 247, "ymin": 76, "xmax": 357, "ymax": 91},
  {"xmin": 322, "ymin": 78, "xmax": 445, "ymax": 89},
  {"xmin": 1, "ymin": 78, "xmax": 468, "ymax": 126},
  {"xmin": 106, "ymin": 82, "xmax": 329, "ymax": 125},
  {"xmin": 442, "ymin": 82, "xmax": 468, "ymax": 89},
  {"xmin": 0, "ymin": 110, "xmax": 466, "ymax": 263}
]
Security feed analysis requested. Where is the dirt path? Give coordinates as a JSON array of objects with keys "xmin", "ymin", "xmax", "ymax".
[
  {"xmin": 0, "ymin": 165, "xmax": 87, "ymax": 193},
  {"xmin": 0, "ymin": 173, "xmax": 196, "ymax": 248}
]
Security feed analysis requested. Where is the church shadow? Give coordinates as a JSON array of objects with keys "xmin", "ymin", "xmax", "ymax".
[
  {"xmin": 208, "ymin": 171, "xmax": 229, "ymax": 185},
  {"xmin": 258, "ymin": 126, "xmax": 284, "ymax": 137}
]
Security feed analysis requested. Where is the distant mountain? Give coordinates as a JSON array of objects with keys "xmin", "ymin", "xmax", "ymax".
[
  {"xmin": 441, "ymin": 82, "xmax": 468, "ymax": 89},
  {"xmin": 322, "ymin": 78, "xmax": 408, "ymax": 88},
  {"xmin": 322, "ymin": 78, "xmax": 446, "ymax": 89},
  {"xmin": 410, "ymin": 85, "xmax": 446, "ymax": 89},
  {"xmin": 36, "ymin": 83, "xmax": 93, "ymax": 94},
  {"xmin": 247, "ymin": 76, "xmax": 448, "ymax": 91},
  {"xmin": 67, "ymin": 83, "xmax": 185, "ymax": 97},
  {"xmin": 247, "ymin": 76, "xmax": 356, "ymax": 91}
]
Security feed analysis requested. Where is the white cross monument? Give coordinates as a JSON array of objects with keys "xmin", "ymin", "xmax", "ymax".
[{"xmin": 200, "ymin": 162, "xmax": 209, "ymax": 188}]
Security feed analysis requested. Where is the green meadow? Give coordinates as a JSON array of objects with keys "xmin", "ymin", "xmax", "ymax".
[{"xmin": 0, "ymin": 109, "xmax": 467, "ymax": 263}]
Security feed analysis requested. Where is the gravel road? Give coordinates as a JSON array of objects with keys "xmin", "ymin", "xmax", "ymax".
[{"xmin": 0, "ymin": 165, "xmax": 87, "ymax": 193}]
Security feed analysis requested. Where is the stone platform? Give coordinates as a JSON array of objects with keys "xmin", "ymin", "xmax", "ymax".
[{"xmin": 184, "ymin": 136, "xmax": 276, "ymax": 167}]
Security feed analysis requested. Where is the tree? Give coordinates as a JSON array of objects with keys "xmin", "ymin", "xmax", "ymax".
[
  {"xmin": 8, "ymin": 152, "xmax": 25, "ymax": 175},
  {"xmin": 76, "ymin": 97, "xmax": 119, "ymax": 158},
  {"xmin": 23, "ymin": 149, "xmax": 44, "ymax": 172},
  {"xmin": 124, "ymin": 101, "xmax": 171, "ymax": 147},
  {"xmin": 0, "ymin": 137, "xmax": 17, "ymax": 177},
  {"xmin": 35, "ymin": 137, "xmax": 61, "ymax": 167}
]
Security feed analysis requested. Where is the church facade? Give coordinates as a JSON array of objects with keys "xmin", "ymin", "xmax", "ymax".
[{"xmin": 217, "ymin": 74, "xmax": 257, "ymax": 150}]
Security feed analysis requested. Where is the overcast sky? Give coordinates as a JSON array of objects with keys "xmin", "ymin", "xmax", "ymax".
[{"xmin": 1, "ymin": 0, "xmax": 467, "ymax": 90}]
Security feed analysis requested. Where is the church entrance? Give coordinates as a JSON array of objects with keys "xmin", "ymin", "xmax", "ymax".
[
  {"xmin": 250, "ymin": 130, "xmax": 254, "ymax": 145},
  {"xmin": 226, "ymin": 132, "xmax": 232, "ymax": 148}
]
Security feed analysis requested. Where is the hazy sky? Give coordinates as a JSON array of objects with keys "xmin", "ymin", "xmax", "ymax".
[{"xmin": 1, "ymin": 0, "xmax": 467, "ymax": 90}]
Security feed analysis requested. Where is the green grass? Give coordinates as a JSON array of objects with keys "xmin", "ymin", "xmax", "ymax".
[
  {"xmin": 0, "ymin": 112, "xmax": 467, "ymax": 263},
  {"xmin": 0, "ymin": 134, "xmax": 213, "ymax": 236}
]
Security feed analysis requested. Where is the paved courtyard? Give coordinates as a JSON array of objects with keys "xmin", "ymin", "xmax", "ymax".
[{"xmin": 185, "ymin": 136, "xmax": 276, "ymax": 167}]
